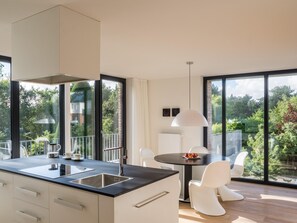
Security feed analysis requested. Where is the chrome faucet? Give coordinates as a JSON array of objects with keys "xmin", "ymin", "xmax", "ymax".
[{"xmin": 118, "ymin": 147, "xmax": 127, "ymax": 176}]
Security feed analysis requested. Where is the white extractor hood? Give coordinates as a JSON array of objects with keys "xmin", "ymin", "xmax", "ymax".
[{"xmin": 12, "ymin": 5, "xmax": 100, "ymax": 84}]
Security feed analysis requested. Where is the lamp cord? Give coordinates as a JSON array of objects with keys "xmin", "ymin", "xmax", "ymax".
[{"xmin": 186, "ymin": 61, "xmax": 193, "ymax": 110}]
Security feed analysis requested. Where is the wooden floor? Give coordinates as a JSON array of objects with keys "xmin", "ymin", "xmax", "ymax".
[{"xmin": 179, "ymin": 181, "xmax": 297, "ymax": 223}]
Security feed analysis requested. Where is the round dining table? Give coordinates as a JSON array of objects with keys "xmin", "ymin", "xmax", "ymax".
[{"xmin": 154, "ymin": 153, "xmax": 228, "ymax": 202}]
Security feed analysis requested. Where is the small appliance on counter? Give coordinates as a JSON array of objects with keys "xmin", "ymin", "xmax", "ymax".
[{"xmin": 47, "ymin": 143, "xmax": 61, "ymax": 158}]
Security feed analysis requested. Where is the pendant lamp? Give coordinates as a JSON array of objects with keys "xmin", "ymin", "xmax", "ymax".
[{"xmin": 171, "ymin": 61, "xmax": 208, "ymax": 127}]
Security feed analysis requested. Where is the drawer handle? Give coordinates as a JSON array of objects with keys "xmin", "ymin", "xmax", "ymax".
[
  {"xmin": 16, "ymin": 210, "xmax": 40, "ymax": 222},
  {"xmin": 0, "ymin": 181, "xmax": 6, "ymax": 187},
  {"xmin": 54, "ymin": 198, "xmax": 85, "ymax": 211},
  {"xmin": 16, "ymin": 187, "xmax": 39, "ymax": 197},
  {"xmin": 135, "ymin": 191, "xmax": 169, "ymax": 208}
]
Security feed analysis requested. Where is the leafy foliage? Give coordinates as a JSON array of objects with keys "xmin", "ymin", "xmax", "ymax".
[
  {"xmin": 19, "ymin": 84, "xmax": 59, "ymax": 141},
  {"xmin": 211, "ymin": 82, "xmax": 297, "ymax": 181},
  {"xmin": 0, "ymin": 78, "xmax": 10, "ymax": 140}
]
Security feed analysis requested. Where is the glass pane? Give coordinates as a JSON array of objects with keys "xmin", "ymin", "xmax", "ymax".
[
  {"xmin": 20, "ymin": 83, "xmax": 59, "ymax": 157},
  {"xmin": 102, "ymin": 79, "xmax": 124, "ymax": 162},
  {"xmin": 70, "ymin": 81, "xmax": 95, "ymax": 159},
  {"xmin": 206, "ymin": 80, "xmax": 222, "ymax": 154},
  {"xmin": 268, "ymin": 74, "xmax": 297, "ymax": 184},
  {"xmin": 0, "ymin": 60, "xmax": 11, "ymax": 160},
  {"xmin": 226, "ymin": 77, "xmax": 264, "ymax": 180}
]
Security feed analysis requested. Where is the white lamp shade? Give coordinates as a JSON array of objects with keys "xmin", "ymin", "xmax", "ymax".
[{"xmin": 171, "ymin": 109, "xmax": 208, "ymax": 127}]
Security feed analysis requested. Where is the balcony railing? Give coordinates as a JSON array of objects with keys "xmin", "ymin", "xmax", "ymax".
[{"xmin": 0, "ymin": 134, "xmax": 121, "ymax": 162}]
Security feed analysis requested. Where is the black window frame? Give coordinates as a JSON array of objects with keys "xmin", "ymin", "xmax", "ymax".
[
  {"xmin": 203, "ymin": 68, "xmax": 297, "ymax": 189},
  {"xmin": 1, "ymin": 56, "xmax": 126, "ymax": 161},
  {"xmin": 98, "ymin": 74, "xmax": 126, "ymax": 163}
]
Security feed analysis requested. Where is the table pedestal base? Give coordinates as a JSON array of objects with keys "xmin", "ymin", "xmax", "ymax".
[{"xmin": 175, "ymin": 165, "xmax": 192, "ymax": 202}]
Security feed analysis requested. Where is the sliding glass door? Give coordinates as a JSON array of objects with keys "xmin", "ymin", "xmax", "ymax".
[
  {"xmin": 226, "ymin": 77, "xmax": 264, "ymax": 180},
  {"xmin": 0, "ymin": 57, "xmax": 11, "ymax": 160},
  {"xmin": 204, "ymin": 71, "xmax": 297, "ymax": 187},
  {"xmin": 206, "ymin": 79, "xmax": 223, "ymax": 154},
  {"xmin": 268, "ymin": 74, "xmax": 297, "ymax": 184},
  {"xmin": 70, "ymin": 81, "xmax": 95, "ymax": 159},
  {"xmin": 101, "ymin": 75, "xmax": 125, "ymax": 162}
]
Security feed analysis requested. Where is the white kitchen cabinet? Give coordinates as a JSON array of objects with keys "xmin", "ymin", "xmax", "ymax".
[
  {"xmin": 14, "ymin": 175, "xmax": 49, "ymax": 208},
  {"xmin": 49, "ymin": 184, "xmax": 98, "ymax": 223},
  {"xmin": 0, "ymin": 169, "xmax": 179, "ymax": 223},
  {"xmin": 13, "ymin": 198, "xmax": 49, "ymax": 223},
  {"xmin": 0, "ymin": 171, "xmax": 14, "ymax": 222},
  {"xmin": 99, "ymin": 174, "xmax": 180, "ymax": 223}
]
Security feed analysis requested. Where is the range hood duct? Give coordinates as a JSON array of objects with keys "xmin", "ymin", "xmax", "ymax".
[{"xmin": 12, "ymin": 5, "xmax": 100, "ymax": 84}]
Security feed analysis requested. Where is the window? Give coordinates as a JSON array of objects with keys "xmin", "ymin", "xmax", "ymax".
[
  {"xmin": 204, "ymin": 70, "xmax": 297, "ymax": 187},
  {"xmin": 206, "ymin": 79, "xmax": 222, "ymax": 154},
  {"xmin": 70, "ymin": 81, "xmax": 95, "ymax": 159},
  {"xmin": 0, "ymin": 56, "xmax": 126, "ymax": 163},
  {"xmin": 0, "ymin": 56, "xmax": 11, "ymax": 160},
  {"xmin": 225, "ymin": 77, "xmax": 264, "ymax": 181},
  {"xmin": 100, "ymin": 75, "xmax": 126, "ymax": 162},
  {"xmin": 268, "ymin": 74, "xmax": 297, "ymax": 184},
  {"xmin": 19, "ymin": 82, "xmax": 60, "ymax": 157}
]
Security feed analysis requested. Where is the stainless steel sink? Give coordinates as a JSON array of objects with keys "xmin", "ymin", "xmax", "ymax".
[{"xmin": 71, "ymin": 173, "xmax": 132, "ymax": 189}]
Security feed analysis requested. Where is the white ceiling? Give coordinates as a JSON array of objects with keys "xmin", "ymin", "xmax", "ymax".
[{"xmin": 1, "ymin": 0, "xmax": 297, "ymax": 79}]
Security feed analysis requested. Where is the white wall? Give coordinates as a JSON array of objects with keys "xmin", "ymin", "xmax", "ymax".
[
  {"xmin": 0, "ymin": 25, "xmax": 11, "ymax": 56},
  {"xmin": 148, "ymin": 75, "xmax": 205, "ymax": 155}
]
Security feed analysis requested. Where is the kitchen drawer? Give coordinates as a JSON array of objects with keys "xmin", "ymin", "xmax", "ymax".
[
  {"xmin": 0, "ymin": 170, "xmax": 14, "ymax": 193},
  {"xmin": 49, "ymin": 184, "xmax": 98, "ymax": 223},
  {"xmin": 14, "ymin": 198, "xmax": 49, "ymax": 223},
  {"xmin": 109, "ymin": 174, "xmax": 179, "ymax": 223},
  {"xmin": 14, "ymin": 175, "xmax": 49, "ymax": 208},
  {"xmin": 0, "ymin": 171, "xmax": 13, "ymax": 222}
]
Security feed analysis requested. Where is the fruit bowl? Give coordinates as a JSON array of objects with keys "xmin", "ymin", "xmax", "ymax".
[{"xmin": 182, "ymin": 153, "xmax": 200, "ymax": 160}]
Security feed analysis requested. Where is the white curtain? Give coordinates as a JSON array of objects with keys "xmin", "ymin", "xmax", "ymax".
[{"xmin": 126, "ymin": 78, "xmax": 150, "ymax": 165}]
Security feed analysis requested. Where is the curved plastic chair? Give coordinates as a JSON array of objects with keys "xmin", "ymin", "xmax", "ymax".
[
  {"xmin": 139, "ymin": 148, "xmax": 161, "ymax": 168},
  {"xmin": 189, "ymin": 146, "xmax": 209, "ymax": 154},
  {"xmin": 189, "ymin": 161, "xmax": 230, "ymax": 216},
  {"xmin": 142, "ymin": 158, "xmax": 161, "ymax": 168},
  {"xmin": 230, "ymin": 151, "xmax": 248, "ymax": 178},
  {"xmin": 218, "ymin": 185, "xmax": 244, "ymax": 201}
]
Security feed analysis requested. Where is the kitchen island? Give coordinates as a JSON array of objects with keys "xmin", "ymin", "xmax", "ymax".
[{"xmin": 0, "ymin": 156, "xmax": 179, "ymax": 223}]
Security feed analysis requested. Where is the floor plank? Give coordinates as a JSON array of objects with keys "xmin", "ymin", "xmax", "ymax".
[{"xmin": 179, "ymin": 181, "xmax": 297, "ymax": 223}]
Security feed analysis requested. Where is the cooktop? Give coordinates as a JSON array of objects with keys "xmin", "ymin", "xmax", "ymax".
[{"xmin": 20, "ymin": 163, "xmax": 94, "ymax": 179}]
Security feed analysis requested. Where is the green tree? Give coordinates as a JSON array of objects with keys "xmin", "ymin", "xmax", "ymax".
[
  {"xmin": 20, "ymin": 85, "xmax": 59, "ymax": 141},
  {"xmin": 70, "ymin": 82, "xmax": 94, "ymax": 137},
  {"xmin": 269, "ymin": 86, "xmax": 295, "ymax": 109},
  {"xmin": 102, "ymin": 83, "xmax": 119, "ymax": 134},
  {"xmin": 0, "ymin": 63, "xmax": 10, "ymax": 140},
  {"xmin": 246, "ymin": 95, "xmax": 297, "ymax": 179},
  {"xmin": 226, "ymin": 94, "xmax": 262, "ymax": 120}
]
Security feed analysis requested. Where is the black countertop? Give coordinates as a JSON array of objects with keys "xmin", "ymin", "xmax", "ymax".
[{"xmin": 0, "ymin": 156, "xmax": 178, "ymax": 197}]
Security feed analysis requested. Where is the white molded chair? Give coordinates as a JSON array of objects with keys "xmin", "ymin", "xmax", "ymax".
[
  {"xmin": 189, "ymin": 161, "xmax": 230, "ymax": 216},
  {"xmin": 218, "ymin": 152, "xmax": 247, "ymax": 201},
  {"xmin": 142, "ymin": 158, "xmax": 161, "ymax": 168},
  {"xmin": 217, "ymin": 185, "xmax": 244, "ymax": 201},
  {"xmin": 189, "ymin": 146, "xmax": 209, "ymax": 180},
  {"xmin": 230, "ymin": 151, "xmax": 248, "ymax": 178},
  {"xmin": 139, "ymin": 148, "xmax": 161, "ymax": 168},
  {"xmin": 189, "ymin": 146, "xmax": 209, "ymax": 154}
]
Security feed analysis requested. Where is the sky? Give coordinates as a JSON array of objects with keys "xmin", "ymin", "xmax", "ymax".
[{"xmin": 213, "ymin": 74, "xmax": 297, "ymax": 99}]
